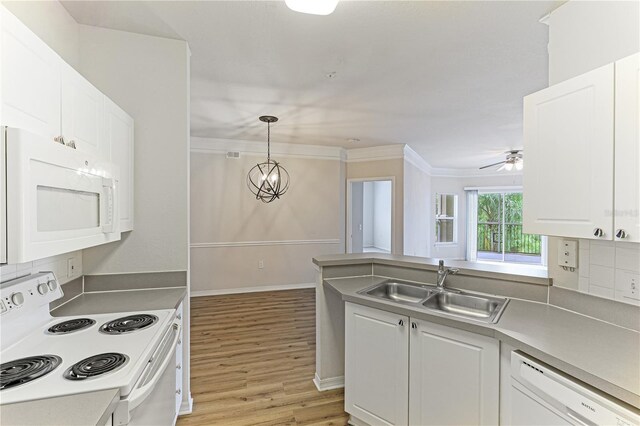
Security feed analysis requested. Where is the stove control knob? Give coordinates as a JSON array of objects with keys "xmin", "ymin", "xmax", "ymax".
[
  {"xmin": 37, "ymin": 283, "xmax": 49, "ymax": 295},
  {"xmin": 47, "ymin": 280, "xmax": 58, "ymax": 291},
  {"xmin": 11, "ymin": 292, "xmax": 24, "ymax": 306}
]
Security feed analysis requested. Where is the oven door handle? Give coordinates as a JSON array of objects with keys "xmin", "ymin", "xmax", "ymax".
[{"xmin": 128, "ymin": 322, "xmax": 181, "ymax": 411}]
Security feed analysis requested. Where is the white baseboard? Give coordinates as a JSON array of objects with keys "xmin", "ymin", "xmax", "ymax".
[
  {"xmin": 313, "ymin": 373, "xmax": 345, "ymax": 391},
  {"xmin": 178, "ymin": 393, "xmax": 193, "ymax": 415},
  {"xmin": 191, "ymin": 282, "xmax": 315, "ymax": 297}
]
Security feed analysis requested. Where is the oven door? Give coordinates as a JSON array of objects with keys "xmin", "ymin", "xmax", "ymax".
[
  {"xmin": 114, "ymin": 322, "xmax": 181, "ymax": 426},
  {"xmin": 5, "ymin": 127, "xmax": 120, "ymax": 263}
]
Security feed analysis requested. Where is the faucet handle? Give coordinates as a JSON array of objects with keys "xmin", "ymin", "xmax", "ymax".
[{"xmin": 438, "ymin": 259, "xmax": 444, "ymax": 268}]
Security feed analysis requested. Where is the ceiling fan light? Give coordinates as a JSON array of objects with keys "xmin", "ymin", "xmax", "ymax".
[
  {"xmin": 515, "ymin": 160, "xmax": 523, "ymax": 171},
  {"xmin": 504, "ymin": 162, "xmax": 514, "ymax": 171},
  {"xmin": 285, "ymin": 0, "xmax": 339, "ymax": 15}
]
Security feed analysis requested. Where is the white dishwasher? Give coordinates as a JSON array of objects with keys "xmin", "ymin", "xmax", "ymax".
[{"xmin": 510, "ymin": 351, "xmax": 640, "ymax": 426}]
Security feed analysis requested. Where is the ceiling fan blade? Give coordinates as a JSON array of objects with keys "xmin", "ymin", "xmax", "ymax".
[{"xmin": 479, "ymin": 161, "xmax": 506, "ymax": 170}]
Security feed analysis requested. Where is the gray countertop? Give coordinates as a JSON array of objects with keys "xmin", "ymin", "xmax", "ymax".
[
  {"xmin": 314, "ymin": 253, "xmax": 550, "ymax": 285},
  {"xmin": 51, "ymin": 287, "xmax": 187, "ymax": 316},
  {"xmin": 325, "ymin": 275, "xmax": 640, "ymax": 409},
  {"xmin": 0, "ymin": 389, "xmax": 120, "ymax": 426}
]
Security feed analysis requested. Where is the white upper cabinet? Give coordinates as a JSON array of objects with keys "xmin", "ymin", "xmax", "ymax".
[
  {"xmin": 409, "ymin": 319, "xmax": 499, "ymax": 426},
  {"xmin": 614, "ymin": 53, "xmax": 640, "ymax": 243},
  {"xmin": 105, "ymin": 97, "xmax": 134, "ymax": 232},
  {"xmin": 0, "ymin": 7, "xmax": 61, "ymax": 139},
  {"xmin": 345, "ymin": 302, "xmax": 409, "ymax": 426},
  {"xmin": 61, "ymin": 63, "xmax": 106, "ymax": 158},
  {"xmin": 523, "ymin": 63, "xmax": 615, "ymax": 240}
]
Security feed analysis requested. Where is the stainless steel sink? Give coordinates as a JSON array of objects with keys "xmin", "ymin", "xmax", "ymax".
[
  {"xmin": 422, "ymin": 291, "xmax": 508, "ymax": 323},
  {"xmin": 359, "ymin": 281, "xmax": 435, "ymax": 304},
  {"xmin": 357, "ymin": 280, "xmax": 509, "ymax": 324}
]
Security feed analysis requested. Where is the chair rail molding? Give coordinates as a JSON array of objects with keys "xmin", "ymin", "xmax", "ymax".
[{"xmin": 190, "ymin": 239, "xmax": 342, "ymax": 248}]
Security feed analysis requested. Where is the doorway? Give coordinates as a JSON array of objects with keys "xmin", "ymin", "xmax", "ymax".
[{"xmin": 347, "ymin": 179, "xmax": 393, "ymax": 254}]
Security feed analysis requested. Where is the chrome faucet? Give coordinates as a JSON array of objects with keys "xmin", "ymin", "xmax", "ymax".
[{"xmin": 436, "ymin": 260, "xmax": 459, "ymax": 291}]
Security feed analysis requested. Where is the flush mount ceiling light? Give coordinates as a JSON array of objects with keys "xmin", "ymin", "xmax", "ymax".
[
  {"xmin": 479, "ymin": 150, "xmax": 524, "ymax": 172},
  {"xmin": 247, "ymin": 116, "xmax": 290, "ymax": 203},
  {"xmin": 285, "ymin": 0, "xmax": 339, "ymax": 15}
]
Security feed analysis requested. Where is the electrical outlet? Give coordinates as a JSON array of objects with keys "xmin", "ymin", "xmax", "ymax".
[
  {"xmin": 258, "ymin": 260, "xmax": 264, "ymax": 269},
  {"xmin": 624, "ymin": 272, "xmax": 639, "ymax": 300},
  {"xmin": 67, "ymin": 258, "xmax": 76, "ymax": 278}
]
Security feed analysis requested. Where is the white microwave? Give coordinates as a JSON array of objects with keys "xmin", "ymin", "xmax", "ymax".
[{"xmin": 1, "ymin": 127, "xmax": 120, "ymax": 264}]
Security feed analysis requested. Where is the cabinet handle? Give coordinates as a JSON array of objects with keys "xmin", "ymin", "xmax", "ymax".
[
  {"xmin": 176, "ymin": 389, "xmax": 181, "ymax": 395},
  {"xmin": 398, "ymin": 319, "xmax": 404, "ymax": 326},
  {"xmin": 616, "ymin": 229, "xmax": 628, "ymax": 239},
  {"xmin": 176, "ymin": 364, "xmax": 182, "ymax": 370},
  {"xmin": 411, "ymin": 322, "xmax": 417, "ymax": 329},
  {"xmin": 178, "ymin": 339, "xmax": 182, "ymax": 345},
  {"xmin": 66, "ymin": 140, "xmax": 77, "ymax": 149},
  {"xmin": 53, "ymin": 135, "xmax": 65, "ymax": 145},
  {"xmin": 593, "ymin": 228, "xmax": 604, "ymax": 237},
  {"xmin": 176, "ymin": 314, "xmax": 182, "ymax": 320}
]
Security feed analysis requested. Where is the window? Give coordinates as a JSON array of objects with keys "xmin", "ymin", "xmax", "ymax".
[
  {"xmin": 471, "ymin": 190, "xmax": 543, "ymax": 264},
  {"xmin": 435, "ymin": 193, "xmax": 457, "ymax": 244}
]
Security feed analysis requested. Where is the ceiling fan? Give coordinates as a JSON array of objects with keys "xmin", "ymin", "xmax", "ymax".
[{"xmin": 479, "ymin": 150, "xmax": 523, "ymax": 171}]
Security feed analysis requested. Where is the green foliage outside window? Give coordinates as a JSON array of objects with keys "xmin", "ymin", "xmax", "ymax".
[{"xmin": 477, "ymin": 192, "xmax": 541, "ymax": 255}]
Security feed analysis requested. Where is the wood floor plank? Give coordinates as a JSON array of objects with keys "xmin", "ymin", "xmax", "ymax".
[{"xmin": 177, "ymin": 289, "xmax": 348, "ymax": 426}]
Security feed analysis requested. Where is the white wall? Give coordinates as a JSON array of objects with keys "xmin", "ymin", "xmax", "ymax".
[
  {"xmin": 0, "ymin": 1, "xmax": 83, "ymax": 285},
  {"xmin": 430, "ymin": 174, "xmax": 523, "ymax": 260},
  {"xmin": 78, "ymin": 25, "xmax": 190, "ymax": 275},
  {"xmin": 545, "ymin": 0, "xmax": 640, "ymax": 302},
  {"xmin": 372, "ymin": 181, "xmax": 392, "ymax": 251},
  {"xmin": 190, "ymin": 144, "xmax": 345, "ymax": 294},
  {"xmin": 403, "ymin": 160, "xmax": 431, "ymax": 257},
  {"xmin": 362, "ymin": 182, "xmax": 374, "ymax": 247},
  {"xmin": 547, "ymin": 0, "xmax": 640, "ymax": 85}
]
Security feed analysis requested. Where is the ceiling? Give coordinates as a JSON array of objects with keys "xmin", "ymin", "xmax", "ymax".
[{"xmin": 62, "ymin": 0, "xmax": 560, "ymax": 169}]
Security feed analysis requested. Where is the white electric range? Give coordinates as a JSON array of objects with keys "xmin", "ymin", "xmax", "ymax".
[{"xmin": 0, "ymin": 272, "xmax": 181, "ymax": 425}]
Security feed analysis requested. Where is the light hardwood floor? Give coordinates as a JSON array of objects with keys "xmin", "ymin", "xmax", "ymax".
[{"xmin": 177, "ymin": 289, "xmax": 349, "ymax": 426}]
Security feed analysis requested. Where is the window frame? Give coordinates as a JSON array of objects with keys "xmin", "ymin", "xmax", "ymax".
[{"xmin": 434, "ymin": 193, "xmax": 458, "ymax": 246}]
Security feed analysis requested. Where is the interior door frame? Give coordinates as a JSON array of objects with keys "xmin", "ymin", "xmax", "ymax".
[{"xmin": 346, "ymin": 177, "xmax": 396, "ymax": 254}]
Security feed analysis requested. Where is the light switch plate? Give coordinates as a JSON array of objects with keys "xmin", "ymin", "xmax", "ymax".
[{"xmin": 557, "ymin": 240, "xmax": 578, "ymax": 269}]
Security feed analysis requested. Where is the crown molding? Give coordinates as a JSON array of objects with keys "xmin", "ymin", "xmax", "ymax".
[
  {"xmin": 345, "ymin": 144, "xmax": 406, "ymax": 162},
  {"xmin": 429, "ymin": 167, "xmax": 524, "ymax": 178},
  {"xmin": 403, "ymin": 145, "xmax": 433, "ymax": 175},
  {"xmin": 191, "ymin": 136, "xmax": 346, "ymax": 161}
]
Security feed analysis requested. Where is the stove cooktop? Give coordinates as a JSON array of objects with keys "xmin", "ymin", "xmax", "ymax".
[{"xmin": 0, "ymin": 309, "xmax": 175, "ymax": 405}]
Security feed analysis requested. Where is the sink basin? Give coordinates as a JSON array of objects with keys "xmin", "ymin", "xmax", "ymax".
[
  {"xmin": 360, "ymin": 281, "xmax": 435, "ymax": 304},
  {"xmin": 422, "ymin": 291, "xmax": 508, "ymax": 323}
]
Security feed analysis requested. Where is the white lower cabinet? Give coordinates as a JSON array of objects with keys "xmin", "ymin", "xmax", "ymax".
[
  {"xmin": 345, "ymin": 302, "xmax": 409, "ymax": 426},
  {"xmin": 409, "ymin": 319, "xmax": 499, "ymax": 426},
  {"xmin": 345, "ymin": 302, "xmax": 499, "ymax": 426},
  {"xmin": 175, "ymin": 302, "xmax": 184, "ymax": 417}
]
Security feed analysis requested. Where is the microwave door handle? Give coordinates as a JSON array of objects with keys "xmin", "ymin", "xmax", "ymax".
[
  {"xmin": 127, "ymin": 323, "xmax": 181, "ymax": 411},
  {"xmin": 102, "ymin": 178, "xmax": 116, "ymax": 233}
]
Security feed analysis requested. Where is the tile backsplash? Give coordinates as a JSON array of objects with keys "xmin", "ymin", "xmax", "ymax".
[
  {"xmin": 578, "ymin": 240, "xmax": 639, "ymax": 305},
  {"xmin": 0, "ymin": 251, "xmax": 83, "ymax": 285}
]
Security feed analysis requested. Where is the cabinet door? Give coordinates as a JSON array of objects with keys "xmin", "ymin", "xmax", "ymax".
[
  {"xmin": 614, "ymin": 53, "xmax": 640, "ymax": 243},
  {"xmin": 523, "ymin": 63, "xmax": 614, "ymax": 240},
  {"xmin": 105, "ymin": 97, "xmax": 134, "ymax": 232},
  {"xmin": 0, "ymin": 6, "xmax": 61, "ymax": 139},
  {"xmin": 409, "ymin": 319, "xmax": 499, "ymax": 426},
  {"xmin": 345, "ymin": 302, "xmax": 409, "ymax": 426},
  {"xmin": 61, "ymin": 62, "xmax": 105, "ymax": 158}
]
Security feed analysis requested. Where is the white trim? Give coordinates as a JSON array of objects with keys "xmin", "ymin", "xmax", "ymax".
[
  {"xmin": 190, "ymin": 282, "xmax": 315, "ymax": 297},
  {"xmin": 191, "ymin": 136, "xmax": 345, "ymax": 160},
  {"xmin": 190, "ymin": 239, "xmax": 341, "ymax": 248},
  {"xmin": 463, "ymin": 185, "xmax": 523, "ymax": 192},
  {"xmin": 403, "ymin": 145, "xmax": 433, "ymax": 175},
  {"xmin": 313, "ymin": 373, "xmax": 345, "ymax": 391},
  {"xmin": 345, "ymin": 144, "xmax": 405, "ymax": 162},
  {"xmin": 346, "ymin": 177, "xmax": 396, "ymax": 254},
  {"xmin": 431, "ymin": 168, "xmax": 524, "ymax": 178},
  {"xmin": 178, "ymin": 394, "xmax": 193, "ymax": 415}
]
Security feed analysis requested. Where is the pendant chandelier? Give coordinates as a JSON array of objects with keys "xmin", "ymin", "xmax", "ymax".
[{"xmin": 247, "ymin": 116, "xmax": 290, "ymax": 203}]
